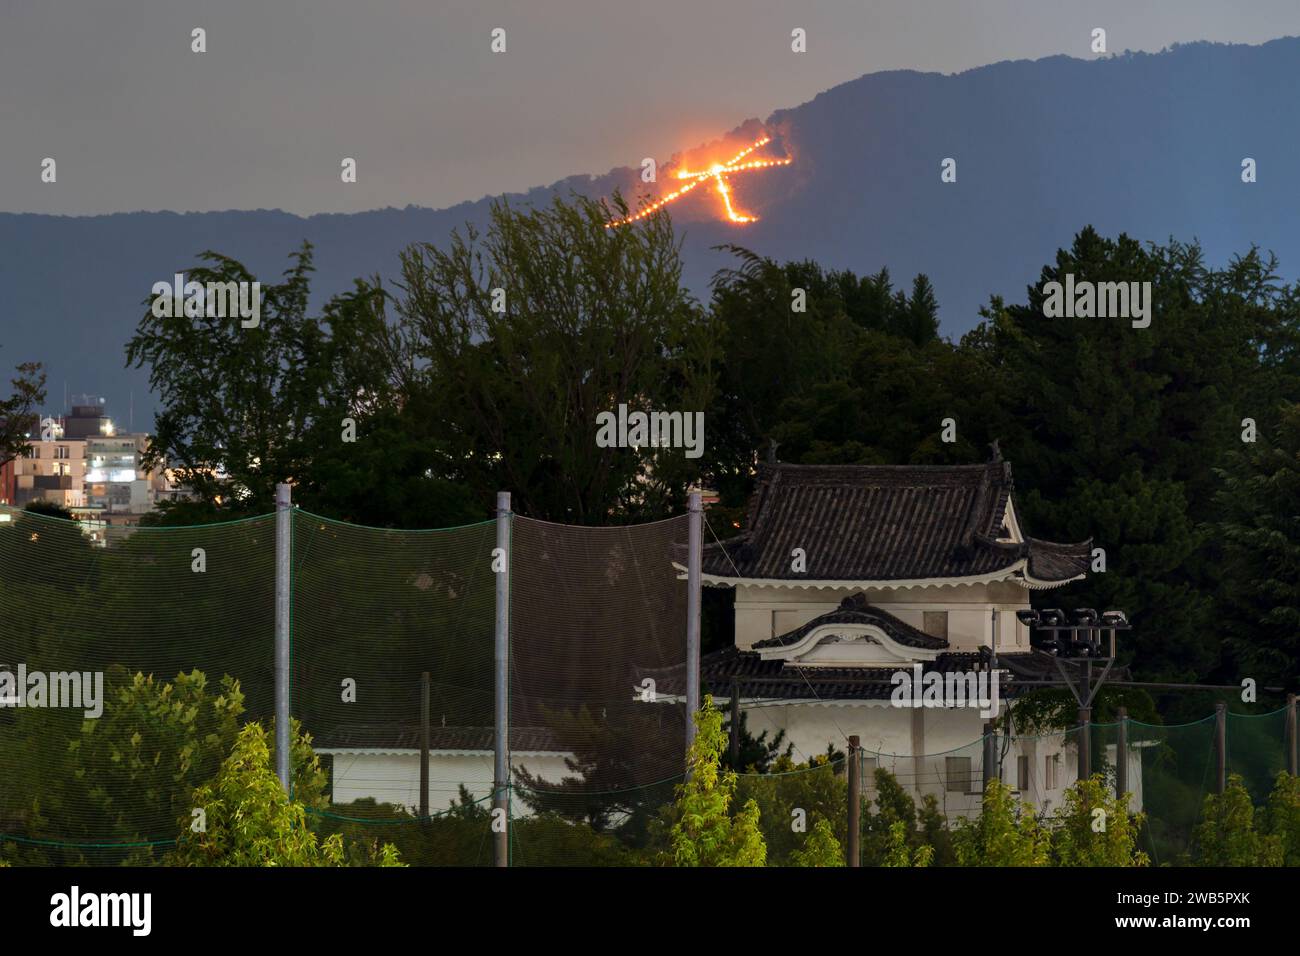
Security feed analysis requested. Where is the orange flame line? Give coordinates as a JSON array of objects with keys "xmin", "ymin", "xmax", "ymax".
[{"xmin": 606, "ymin": 134, "xmax": 790, "ymax": 227}]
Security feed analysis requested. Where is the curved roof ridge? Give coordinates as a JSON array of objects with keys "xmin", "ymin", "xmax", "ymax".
[{"xmin": 753, "ymin": 593, "xmax": 948, "ymax": 651}]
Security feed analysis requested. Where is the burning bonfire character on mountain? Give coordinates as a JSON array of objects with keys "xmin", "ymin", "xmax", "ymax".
[{"xmin": 607, "ymin": 127, "xmax": 792, "ymax": 227}]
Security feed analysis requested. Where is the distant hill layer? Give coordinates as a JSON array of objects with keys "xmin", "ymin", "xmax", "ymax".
[{"xmin": 4, "ymin": 38, "xmax": 1299, "ymax": 425}]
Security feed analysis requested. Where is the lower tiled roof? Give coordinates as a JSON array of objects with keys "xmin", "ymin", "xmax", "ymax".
[
  {"xmin": 660, "ymin": 645, "xmax": 1085, "ymax": 701},
  {"xmin": 314, "ymin": 725, "xmax": 563, "ymax": 752}
]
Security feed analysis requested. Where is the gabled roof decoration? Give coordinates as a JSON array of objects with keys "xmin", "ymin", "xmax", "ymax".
[{"xmin": 753, "ymin": 593, "xmax": 947, "ymax": 651}]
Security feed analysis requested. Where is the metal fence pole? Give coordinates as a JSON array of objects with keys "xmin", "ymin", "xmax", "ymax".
[
  {"xmin": 685, "ymin": 491, "xmax": 702, "ymax": 754},
  {"xmin": 847, "ymin": 735, "xmax": 861, "ymax": 867},
  {"xmin": 1116, "ymin": 706, "xmax": 1129, "ymax": 809},
  {"xmin": 1215, "ymin": 701, "xmax": 1227, "ymax": 794},
  {"xmin": 982, "ymin": 721, "xmax": 998, "ymax": 790},
  {"xmin": 1077, "ymin": 707, "xmax": 1091, "ymax": 783},
  {"xmin": 420, "ymin": 671, "xmax": 430, "ymax": 819},
  {"xmin": 729, "ymin": 678, "xmax": 740, "ymax": 768},
  {"xmin": 274, "ymin": 483, "xmax": 292, "ymax": 794},
  {"xmin": 1287, "ymin": 694, "xmax": 1297, "ymax": 777},
  {"xmin": 494, "ymin": 491, "xmax": 511, "ymax": 867}
]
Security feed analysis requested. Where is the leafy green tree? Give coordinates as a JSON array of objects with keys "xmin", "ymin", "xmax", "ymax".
[
  {"xmin": 882, "ymin": 821, "xmax": 934, "ymax": 867},
  {"xmin": 388, "ymin": 193, "xmax": 717, "ymax": 523},
  {"xmin": 0, "ymin": 358, "xmax": 45, "ymax": 470},
  {"xmin": 22, "ymin": 501, "xmax": 75, "ymax": 521},
  {"xmin": 174, "ymin": 723, "xmax": 403, "ymax": 867},
  {"xmin": 316, "ymin": 789, "xmax": 493, "ymax": 867},
  {"xmin": 705, "ymin": 250, "xmax": 961, "ymax": 500},
  {"xmin": 1216, "ymin": 403, "xmax": 1300, "ymax": 689},
  {"xmin": 972, "ymin": 230, "xmax": 1300, "ymax": 687},
  {"xmin": 1192, "ymin": 774, "xmax": 1282, "ymax": 866},
  {"xmin": 721, "ymin": 709, "xmax": 794, "ymax": 772},
  {"xmin": 1262, "ymin": 772, "xmax": 1300, "ymax": 866},
  {"xmin": 669, "ymin": 697, "xmax": 766, "ymax": 866},
  {"xmin": 512, "ymin": 703, "xmax": 678, "ymax": 843},
  {"xmin": 68, "ymin": 670, "xmax": 245, "ymax": 860},
  {"xmin": 737, "ymin": 754, "xmax": 845, "ymax": 865},
  {"xmin": 125, "ymin": 246, "xmax": 400, "ymax": 516},
  {"xmin": 512, "ymin": 813, "xmax": 641, "ymax": 866},
  {"xmin": 1006, "ymin": 687, "xmax": 1158, "ymax": 735},
  {"xmin": 953, "ymin": 779, "xmax": 1050, "ymax": 866},
  {"xmin": 860, "ymin": 768, "xmax": 919, "ymax": 864},
  {"xmin": 917, "ymin": 794, "xmax": 955, "ymax": 866},
  {"xmin": 317, "ymin": 789, "xmax": 637, "ymax": 867},
  {"xmin": 790, "ymin": 817, "xmax": 845, "ymax": 867},
  {"xmin": 1050, "ymin": 774, "xmax": 1149, "ymax": 866}
]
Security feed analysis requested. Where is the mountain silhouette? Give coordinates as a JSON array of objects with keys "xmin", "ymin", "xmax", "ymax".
[{"xmin": 4, "ymin": 37, "xmax": 1299, "ymax": 425}]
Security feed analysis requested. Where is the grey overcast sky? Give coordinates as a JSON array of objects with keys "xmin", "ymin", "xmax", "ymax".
[{"xmin": 3, "ymin": 0, "xmax": 1298, "ymax": 216}]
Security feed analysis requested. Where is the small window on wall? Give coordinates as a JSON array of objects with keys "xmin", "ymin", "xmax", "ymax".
[
  {"xmin": 1045, "ymin": 754, "xmax": 1060, "ymax": 790},
  {"xmin": 945, "ymin": 756, "xmax": 972, "ymax": 793},
  {"xmin": 923, "ymin": 611, "xmax": 949, "ymax": 640},
  {"xmin": 1017, "ymin": 755, "xmax": 1029, "ymax": 791}
]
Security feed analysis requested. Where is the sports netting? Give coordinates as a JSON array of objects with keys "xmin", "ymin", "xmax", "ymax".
[
  {"xmin": 506, "ymin": 515, "xmax": 689, "ymax": 866},
  {"xmin": 1, "ymin": 500, "xmax": 1296, "ymax": 867},
  {"xmin": 0, "ymin": 505, "xmax": 275, "ymax": 865},
  {"xmin": 290, "ymin": 510, "xmax": 500, "ymax": 865}
]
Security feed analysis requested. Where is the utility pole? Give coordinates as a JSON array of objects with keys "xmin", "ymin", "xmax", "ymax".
[
  {"xmin": 493, "ymin": 491, "xmax": 511, "ymax": 867},
  {"xmin": 274, "ymin": 482, "xmax": 291, "ymax": 794},
  {"xmin": 847, "ymin": 736, "xmax": 861, "ymax": 867},
  {"xmin": 685, "ymin": 491, "xmax": 702, "ymax": 754},
  {"xmin": 1077, "ymin": 706, "xmax": 1091, "ymax": 782},
  {"xmin": 1287, "ymin": 694, "xmax": 1297, "ymax": 777},
  {"xmin": 983, "ymin": 721, "xmax": 998, "ymax": 790},
  {"xmin": 420, "ymin": 671, "xmax": 430, "ymax": 819},
  {"xmin": 1214, "ymin": 702, "xmax": 1226, "ymax": 794},
  {"xmin": 1116, "ymin": 706, "xmax": 1129, "ymax": 809},
  {"xmin": 729, "ymin": 678, "xmax": 740, "ymax": 768}
]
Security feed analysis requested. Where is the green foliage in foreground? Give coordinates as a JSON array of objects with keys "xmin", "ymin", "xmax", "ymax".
[
  {"xmin": 173, "ymin": 723, "xmax": 403, "ymax": 867},
  {"xmin": 668, "ymin": 699, "xmax": 766, "ymax": 866},
  {"xmin": 1191, "ymin": 773, "xmax": 1284, "ymax": 866}
]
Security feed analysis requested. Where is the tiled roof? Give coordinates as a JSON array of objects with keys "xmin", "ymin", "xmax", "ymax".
[
  {"xmin": 681, "ymin": 645, "xmax": 1132, "ymax": 701},
  {"xmin": 752, "ymin": 593, "xmax": 947, "ymax": 650},
  {"xmin": 314, "ymin": 725, "xmax": 563, "ymax": 752},
  {"xmin": 702, "ymin": 457, "xmax": 1089, "ymax": 585},
  {"xmin": 681, "ymin": 646, "xmax": 1018, "ymax": 701}
]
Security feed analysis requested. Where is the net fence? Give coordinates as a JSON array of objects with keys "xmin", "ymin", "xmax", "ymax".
[
  {"xmin": 0, "ymin": 507, "xmax": 276, "ymax": 865},
  {"xmin": 0, "ymin": 502, "xmax": 1296, "ymax": 866}
]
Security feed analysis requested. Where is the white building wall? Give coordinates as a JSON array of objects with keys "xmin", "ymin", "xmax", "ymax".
[
  {"xmin": 319, "ymin": 749, "xmax": 573, "ymax": 816},
  {"xmin": 734, "ymin": 580, "xmax": 1032, "ymax": 653},
  {"xmin": 736, "ymin": 700, "xmax": 1115, "ymax": 819}
]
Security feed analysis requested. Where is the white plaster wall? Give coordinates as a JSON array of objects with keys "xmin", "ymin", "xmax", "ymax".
[
  {"xmin": 738, "ymin": 701, "xmax": 1095, "ymax": 819},
  {"xmin": 320, "ymin": 750, "xmax": 573, "ymax": 816},
  {"xmin": 734, "ymin": 581, "xmax": 1032, "ymax": 652}
]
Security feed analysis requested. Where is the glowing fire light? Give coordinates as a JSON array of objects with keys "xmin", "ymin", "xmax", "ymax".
[{"xmin": 608, "ymin": 135, "xmax": 791, "ymax": 227}]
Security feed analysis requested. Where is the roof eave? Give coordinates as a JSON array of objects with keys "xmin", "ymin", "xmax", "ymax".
[{"xmin": 678, "ymin": 561, "xmax": 1029, "ymax": 592}]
